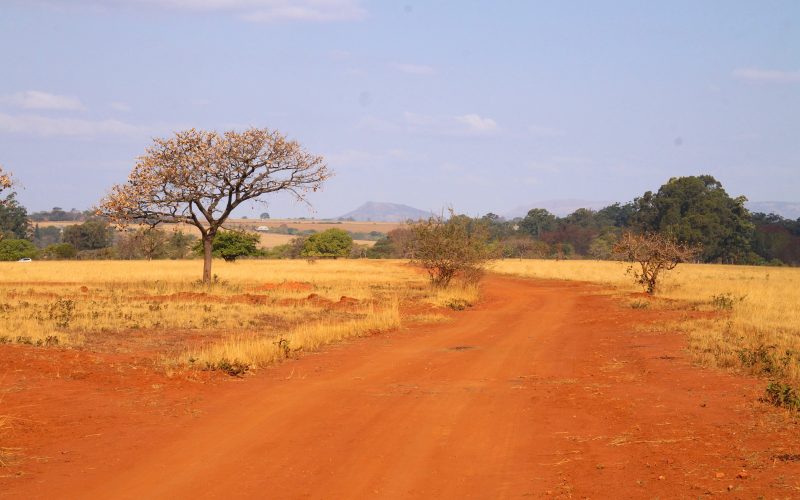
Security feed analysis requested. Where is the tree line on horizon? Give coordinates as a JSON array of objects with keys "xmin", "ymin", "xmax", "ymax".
[
  {"xmin": 369, "ymin": 175, "xmax": 799, "ymax": 267},
  {"xmin": 0, "ymin": 173, "xmax": 798, "ymax": 267}
]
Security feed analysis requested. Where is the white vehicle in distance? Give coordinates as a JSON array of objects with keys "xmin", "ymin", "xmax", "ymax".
[{"xmin": 17, "ymin": 257, "xmax": 32, "ymax": 263}]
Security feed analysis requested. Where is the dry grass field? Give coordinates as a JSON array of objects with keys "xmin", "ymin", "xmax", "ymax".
[
  {"xmin": 492, "ymin": 259, "xmax": 800, "ymax": 386},
  {"xmin": 0, "ymin": 260, "xmax": 475, "ymax": 373}
]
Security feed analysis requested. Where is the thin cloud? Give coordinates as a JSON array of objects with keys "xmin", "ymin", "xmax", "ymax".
[
  {"xmin": 400, "ymin": 111, "xmax": 500, "ymax": 136},
  {"xmin": 390, "ymin": 62, "xmax": 436, "ymax": 75},
  {"xmin": 241, "ymin": 2, "xmax": 366, "ymax": 22},
  {"xmin": 40, "ymin": 0, "xmax": 367, "ymax": 23},
  {"xmin": 0, "ymin": 90, "xmax": 84, "ymax": 111},
  {"xmin": 110, "ymin": 101, "xmax": 132, "ymax": 112},
  {"xmin": 732, "ymin": 67, "xmax": 800, "ymax": 83},
  {"xmin": 0, "ymin": 112, "xmax": 153, "ymax": 137},
  {"xmin": 455, "ymin": 114, "xmax": 498, "ymax": 134},
  {"xmin": 528, "ymin": 124, "xmax": 563, "ymax": 138}
]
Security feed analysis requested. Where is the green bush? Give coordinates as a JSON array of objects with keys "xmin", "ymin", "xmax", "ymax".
[
  {"xmin": 765, "ymin": 381, "xmax": 800, "ymax": 410},
  {"xmin": 0, "ymin": 238, "xmax": 38, "ymax": 260},
  {"xmin": 194, "ymin": 231, "xmax": 261, "ymax": 262},
  {"xmin": 301, "ymin": 228, "xmax": 353, "ymax": 259},
  {"xmin": 41, "ymin": 242, "xmax": 77, "ymax": 260}
]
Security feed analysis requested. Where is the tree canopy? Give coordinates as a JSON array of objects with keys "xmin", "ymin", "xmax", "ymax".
[
  {"xmin": 0, "ymin": 239, "xmax": 38, "ymax": 261},
  {"xmin": 99, "ymin": 128, "xmax": 330, "ymax": 282},
  {"xmin": 206, "ymin": 230, "xmax": 261, "ymax": 262},
  {"xmin": 519, "ymin": 208, "xmax": 557, "ymax": 238},
  {"xmin": 63, "ymin": 220, "xmax": 114, "ymax": 251},
  {"xmin": 0, "ymin": 193, "xmax": 30, "ymax": 240},
  {"xmin": 302, "ymin": 228, "xmax": 353, "ymax": 258},
  {"xmin": 632, "ymin": 175, "xmax": 753, "ymax": 263}
]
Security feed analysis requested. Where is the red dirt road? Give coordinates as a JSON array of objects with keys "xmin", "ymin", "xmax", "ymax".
[{"xmin": 3, "ymin": 276, "xmax": 800, "ymax": 498}]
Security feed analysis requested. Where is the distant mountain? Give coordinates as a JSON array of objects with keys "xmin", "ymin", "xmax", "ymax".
[
  {"xmin": 338, "ymin": 202, "xmax": 434, "ymax": 222},
  {"xmin": 746, "ymin": 201, "xmax": 800, "ymax": 220},
  {"xmin": 504, "ymin": 199, "xmax": 613, "ymax": 219}
]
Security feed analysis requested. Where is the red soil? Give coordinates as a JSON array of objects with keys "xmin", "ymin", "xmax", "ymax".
[{"xmin": 1, "ymin": 275, "xmax": 799, "ymax": 498}]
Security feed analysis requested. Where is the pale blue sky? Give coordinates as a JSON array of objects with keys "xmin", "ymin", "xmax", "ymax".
[{"xmin": 1, "ymin": 1, "xmax": 798, "ymax": 217}]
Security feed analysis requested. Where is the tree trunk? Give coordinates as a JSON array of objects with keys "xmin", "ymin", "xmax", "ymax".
[{"xmin": 202, "ymin": 236, "xmax": 214, "ymax": 283}]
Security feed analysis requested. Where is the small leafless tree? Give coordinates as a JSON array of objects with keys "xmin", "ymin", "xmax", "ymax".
[
  {"xmin": 410, "ymin": 210, "xmax": 494, "ymax": 288},
  {"xmin": 613, "ymin": 232, "xmax": 698, "ymax": 294},
  {"xmin": 0, "ymin": 166, "xmax": 12, "ymax": 242},
  {"xmin": 99, "ymin": 128, "xmax": 330, "ymax": 282},
  {"xmin": 0, "ymin": 165, "xmax": 12, "ymax": 200}
]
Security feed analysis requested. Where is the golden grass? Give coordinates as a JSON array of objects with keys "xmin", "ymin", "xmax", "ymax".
[
  {"xmin": 426, "ymin": 283, "xmax": 481, "ymax": 310},
  {"xmin": 0, "ymin": 259, "xmax": 463, "ymax": 372},
  {"xmin": 493, "ymin": 259, "xmax": 800, "ymax": 384},
  {"xmin": 189, "ymin": 300, "xmax": 401, "ymax": 370}
]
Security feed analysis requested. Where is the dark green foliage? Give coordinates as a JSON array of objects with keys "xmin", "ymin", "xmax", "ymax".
[
  {"xmin": 197, "ymin": 230, "xmax": 261, "ymax": 262},
  {"xmin": 302, "ymin": 228, "xmax": 353, "ymax": 258},
  {"xmin": 366, "ymin": 236, "xmax": 395, "ymax": 258},
  {"xmin": 205, "ymin": 358, "xmax": 250, "ymax": 377},
  {"xmin": 764, "ymin": 382, "xmax": 800, "ymax": 411},
  {"xmin": 737, "ymin": 344, "xmax": 794, "ymax": 378},
  {"xmin": 63, "ymin": 220, "xmax": 114, "ymax": 250},
  {"xmin": 40, "ymin": 243, "xmax": 78, "ymax": 260},
  {"xmin": 166, "ymin": 231, "xmax": 196, "ymax": 259},
  {"xmin": 29, "ymin": 207, "xmax": 86, "ymax": 222},
  {"xmin": 596, "ymin": 202, "xmax": 637, "ymax": 228},
  {"xmin": 33, "ymin": 224, "xmax": 62, "ymax": 248},
  {"xmin": 347, "ymin": 230, "xmax": 385, "ymax": 241},
  {"xmin": 76, "ymin": 247, "xmax": 117, "ymax": 260},
  {"xmin": 0, "ymin": 239, "xmax": 38, "ymax": 260},
  {"xmin": 750, "ymin": 212, "xmax": 800, "ymax": 266},
  {"xmin": 481, "ymin": 213, "xmax": 517, "ymax": 241},
  {"xmin": 519, "ymin": 208, "xmax": 557, "ymax": 238},
  {"xmin": 0, "ymin": 193, "xmax": 30, "ymax": 240},
  {"xmin": 631, "ymin": 175, "xmax": 754, "ymax": 263}
]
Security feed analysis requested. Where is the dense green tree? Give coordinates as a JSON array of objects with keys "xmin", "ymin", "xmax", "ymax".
[
  {"xmin": 63, "ymin": 220, "xmax": 114, "ymax": 250},
  {"xmin": 596, "ymin": 202, "xmax": 636, "ymax": 228},
  {"xmin": 366, "ymin": 236, "xmax": 395, "ymax": 259},
  {"xmin": 302, "ymin": 228, "xmax": 353, "ymax": 258},
  {"xmin": 40, "ymin": 243, "xmax": 77, "ymax": 260},
  {"xmin": 750, "ymin": 212, "xmax": 800, "ymax": 265},
  {"xmin": 0, "ymin": 193, "xmax": 31, "ymax": 240},
  {"xmin": 165, "ymin": 231, "xmax": 196, "ymax": 259},
  {"xmin": 0, "ymin": 239, "xmax": 38, "ymax": 260},
  {"xmin": 519, "ymin": 208, "xmax": 557, "ymax": 238},
  {"xmin": 562, "ymin": 208, "xmax": 601, "ymax": 229},
  {"xmin": 33, "ymin": 224, "xmax": 62, "ymax": 248},
  {"xmin": 481, "ymin": 213, "xmax": 516, "ymax": 240},
  {"xmin": 197, "ymin": 230, "xmax": 261, "ymax": 262},
  {"xmin": 631, "ymin": 175, "xmax": 753, "ymax": 263}
]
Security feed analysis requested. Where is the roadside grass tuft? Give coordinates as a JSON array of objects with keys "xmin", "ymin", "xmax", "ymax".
[{"xmin": 764, "ymin": 381, "xmax": 800, "ymax": 411}]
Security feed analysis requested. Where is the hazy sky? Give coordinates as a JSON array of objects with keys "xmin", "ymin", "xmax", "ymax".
[{"xmin": 1, "ymin": 0, "xmax": 798, "ymax": 218}]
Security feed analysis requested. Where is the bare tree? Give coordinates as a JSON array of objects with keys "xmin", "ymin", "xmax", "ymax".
[
  {"xmin": 99, "ymin": 128, "xmax": 330, "ymax": 282},
  {"xmin": 0, "ymin": 165, "xmax": 12, "ymax": 200},
  {"xmin": 0, "ymin": 165, "xmax": 12, "ymax": 241},
  {"xmin": 613, "ymin": 232, "xmax": 698, "ymax": 294}
]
